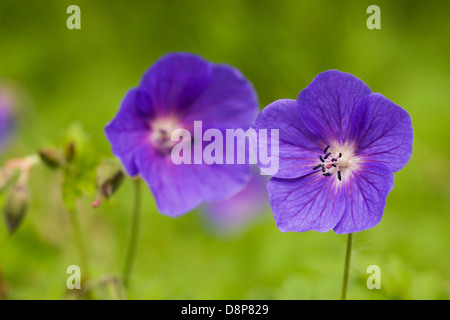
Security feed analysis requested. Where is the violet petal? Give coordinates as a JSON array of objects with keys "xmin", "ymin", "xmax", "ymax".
[
  {"xmin": 139, "ymin": 52, "xmax": 213, "ymax": 116},
  {"xmin": 297, "ymin": 70, "xmax": 372, "ymax": 145},
  {"xmin": 104, "ymin": 88, "xmax": 152, "ymax": 176},
  {"xmin": 135, "ymin": 143, "xmax": 251, "ymax": 217},
  {"xmin": 183, "ymin": 64, "xmax": 258, "ymax": 130},
  {"xmin": 348, "ymin": 93, "xmax": 413, "ymax": 172},
  {"xmin": 334, "ymin": 161, "xmax": 394, "ymax": 234},
  {"xmin": 250, "ymin": 99, "xmax": 322, "ymax": 179},
  {"xmin": 267, "ymin": 172, "xmax": 347, "ymax": 232}
]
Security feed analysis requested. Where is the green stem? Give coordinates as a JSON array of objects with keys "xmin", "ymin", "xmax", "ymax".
[
  {"xmin": 341, "ymin": 233, "xmax": 353, "ymax": 300},
  {"xmin": 122, "ymin": 178, "xmax": 142, "ymax": 289},
  {"xmin": 69, "ymin": 208, "xmax": 90, "ymax": 280}
]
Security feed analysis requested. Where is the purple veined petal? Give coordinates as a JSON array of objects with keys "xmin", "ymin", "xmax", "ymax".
[
  {"xmin": 105, "ymin": 53, "xmax": 259, "ymax": 217},
  {"xmin": 135, "ymin": 143, "xmax": 252, "ymax": 217},
  {"xmin": 139, "ymin": 52, "xmax": 213, "ymax": 116},
  {"xmin": 104, "ymin": 88, "xmax": 152, "ymax": 176},
  {"xmin": 202, "ymin": 171, "xmax": 269, "ymax": 232},
  {"xmin": 297, "ymin": 70, "xmax": 372, "ymax": 145},
  {"xmin": 250, "ymin": 99, "xmax": 323, "ymax": 179},
  {"xmin": 267, "ymin": 172, "xmax": 347, "ymax": 233},
  {"xmin": 333, "ymin": 161, "xmax": 394, "ymax": 234},
  {"xmin": 348, "ymin": 93, "xmax": 413, "ymax": 172},
  {"xmin": 182, "ymin": 63, "xmax": 258, "ymax": 130}
]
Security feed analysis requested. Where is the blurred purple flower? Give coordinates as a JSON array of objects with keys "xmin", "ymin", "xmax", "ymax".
[
  {"xmin": 251, "ymin": 70, "xmax": 413, "ymax": 234},
  {"xmin": 0, "ymin": 87, "xmax": 15, "ymax": 151},
  {"xmin": 203, "ymin": 170, "xmax": 268, "ymax": 232},
  {"xmin": 105, "ymin": 53, "xmax": 258, "ymax": 216}
]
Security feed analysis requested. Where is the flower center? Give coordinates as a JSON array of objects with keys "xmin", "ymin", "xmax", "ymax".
[
  {"xmin": 150, "ymin": 117, "xmax": 182, "ymax": 154},
  {"xmin": 312, "ymin": 145, "xmax": 358, "ymax": 182}
]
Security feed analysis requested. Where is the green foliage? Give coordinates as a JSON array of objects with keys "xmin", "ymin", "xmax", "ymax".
[
  {"xmin": 37, "ymin": 122, "xmax": 99, "ymax": 211},
  {"xmin": 59, "ymin": 122, "xmax": 98, "ymax": 211}
]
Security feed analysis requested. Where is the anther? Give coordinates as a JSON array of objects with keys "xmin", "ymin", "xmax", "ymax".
[
  {"xmin": 331, "ymin": 158, "xmax": 337, "ymax": 162},
  {"xmin": 324, "ymin": 145, "xmax": 330, "ymax": 154},
  {"xmin": 332, "ymin": 164, "xmax": 337, "ymax": 167},
  {"xmin": 323, "ymin": 173, "xmax": 331, "ymax": 177},
  {"xmin": 319, "ymin": 156, "xmax": 324, "ymax": 163},
  {"xmin": 313, "ymin": 164, "xmax": 322, "ymax": 170},
  {"xmin": 337, "ymin": 171, "xmax": 342, "ymax": 181},
  {"xmin": 324, "ymin": 152, "xmax": 331, "ymax": 159},
  {"xmin": 339, "ymin": 153, "xmax": 342, "ymax": 158},
  {"xmin": 321, "ymin": 165, "xmax": 326, "ymax": 172}
]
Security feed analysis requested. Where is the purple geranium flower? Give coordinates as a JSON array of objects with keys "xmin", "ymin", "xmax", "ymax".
[
  {"xmin": 105, "ymin": 53, "xmax": 258, "ymax": 216},
  {"xmin": 251, "ymin": 70, "xmax": 413, "ymax": 234}
]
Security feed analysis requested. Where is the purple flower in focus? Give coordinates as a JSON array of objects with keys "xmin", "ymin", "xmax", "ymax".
[
  {"xmin": 202, "ymin": 170, "xmax": 268, "ymax": 233},
  {"xmin": 105, "ymin": 53, "xmax": 258, "ymax": 216},
  {"xmin": 251, "ymin": 70, "xmax": 413, "ymax": 234}
]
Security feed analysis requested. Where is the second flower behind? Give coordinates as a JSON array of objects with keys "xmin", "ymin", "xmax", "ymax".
[{"xmin": 105, "ymin": 53, "xmax": 258, "ymax": 217}]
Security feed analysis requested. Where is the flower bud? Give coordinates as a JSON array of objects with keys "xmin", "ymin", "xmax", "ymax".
[
  {"xmin": 4, "ymin": 185, "xmax": 29, "ymax": 234},
  {"xmin": 65, "ymin": 141, "xmax": 76, "ymax": 163},
  {"xmin": 38, "ymin": 148, "xmax": 64, "ymax": 169},
  {"xmin": 92, "ymin": 159, "xmax": 125, "ymax": 208}
]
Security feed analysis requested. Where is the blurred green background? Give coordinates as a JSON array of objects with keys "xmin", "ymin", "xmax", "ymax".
[{"xmin": 0, "ymin": 0, "xmax": 449, "ymax": 300}]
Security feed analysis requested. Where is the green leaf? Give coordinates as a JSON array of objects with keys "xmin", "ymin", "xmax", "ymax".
[{"xmin": 58, "ymin": 122, "xmax": 99, "ymax": 210}]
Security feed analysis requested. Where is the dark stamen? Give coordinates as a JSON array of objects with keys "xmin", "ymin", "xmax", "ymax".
[
  {"xmin": 313, "ymin": 164, "xmax": 322, "ymax": 170},
  {"xmin": 331, "ymin": 158, "xmax": 337, "ymax": 162},
  {"xmin": 323, "ymin": 173, "xmax": 331, "ymax": 177},
  {"xmin": 324, "ymin": 145, "xmax": 330, "ymax": 154},
  {"xmin": 319, "ymin": 156, "xmax": 324, "ymax": 163},
  {"xmin": 337, "ymin": 171, "xmax": 342, "ymax": 181},
  {"xmin": 339, "ymin": 153, "xmax": 342, "ymax": 158},
  {"xmin": 159, "ymin": 129, "xmax": 168, "ymax": 136},
  {"xmin": 321, "ymin": 164, "xmax": 326, "ymax": 172},
  {"xmin": 332, "ymin": 164, "xmax": 337, "ymax": 167},
  {"xmin": 324, "ymin": 152, "xmax": 331, "ymax": 159}
]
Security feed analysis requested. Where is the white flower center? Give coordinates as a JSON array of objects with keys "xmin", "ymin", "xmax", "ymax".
[
  {"xmin": 312, "ymin": 143, "xmax": 360, "ymax": 182},
  {"xmin": 150, "ymin": 117, "xmax": 183, "ymax": 153}
]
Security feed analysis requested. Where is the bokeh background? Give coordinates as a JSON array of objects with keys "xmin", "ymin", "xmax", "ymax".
[{"xmin": 0, "ymin": 0, "xmax": 449, "ymax": 299}]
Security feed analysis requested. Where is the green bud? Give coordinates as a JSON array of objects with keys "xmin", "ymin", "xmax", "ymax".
[
  {"xmin": 92, "ymin": 159, "xmax": 125, "ymax": 208},
  {"xmin": 4, "ymin": 185, "xmax": 29, "ymax": 234},
  {"xmin": 65, "ymin": 141, "xmax": 76, "ymax": 163},
  {"xmin": 38, "ymin": 148, "xmax": 64, "ymax": 169}
]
